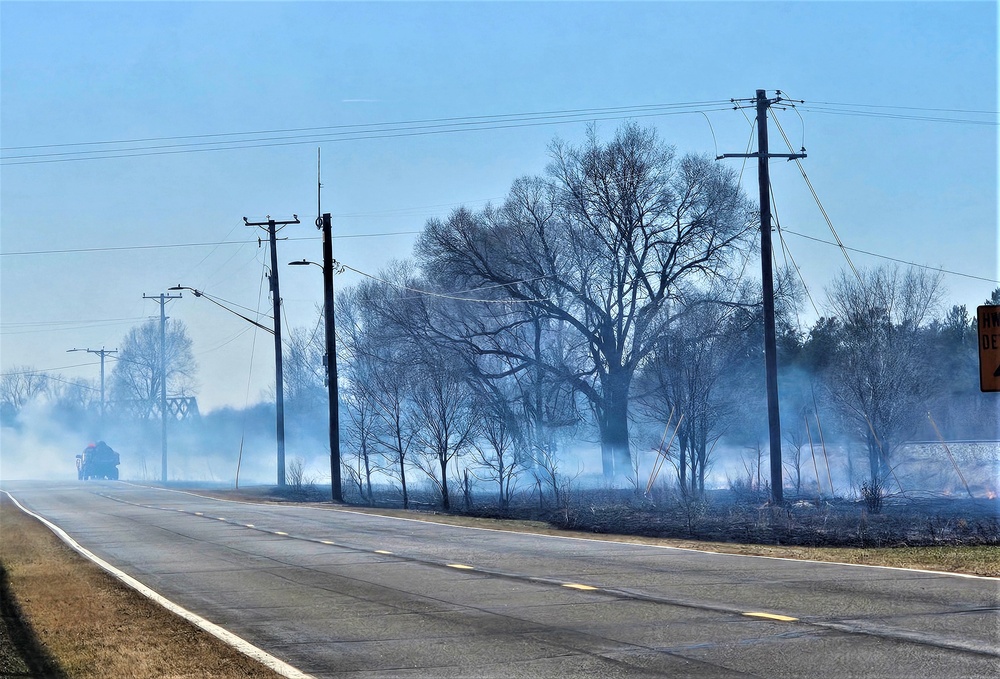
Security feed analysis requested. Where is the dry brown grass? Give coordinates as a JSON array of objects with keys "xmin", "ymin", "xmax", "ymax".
[{"xmin": 0, "ymin": 495, "xmax": 283, "ymax": 679}]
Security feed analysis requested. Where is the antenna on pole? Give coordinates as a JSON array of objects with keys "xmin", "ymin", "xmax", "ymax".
[{"xmin": 317, "ymin": 147, "xmax": 322, "ymax": 227}]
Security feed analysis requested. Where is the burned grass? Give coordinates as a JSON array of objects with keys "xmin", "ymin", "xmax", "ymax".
[
  {"xmin": 202, "ymin": 484, "xmax": 1000, "ymax": 577},
  {"xmin": 0, "ymin": 495, "xmax": 283, "ymax": 679}
]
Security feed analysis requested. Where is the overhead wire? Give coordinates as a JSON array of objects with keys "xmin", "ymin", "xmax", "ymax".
[
  {"xmin": 796, "ymin": 105, "xmax": 997, "ymax": 126},
  {"xmin": 341, "ymin": 263, "xmax": 552, "ymax": 303},
  {"xmin": 769, "ymin": 175, "xmax": 821, "ymax": 317},
  {"xmin": 0, "ymin": 231, "xmax": 424, "ymax": 257},
  {"xmin": 2, "ymin": 101, "xmax": 736, "ymax": 165},
  {"xmin": 770, "ymin": 110, "xmax": 863, "ymax": 284},
  {"xmin": 1, "ymin": 100, "xmax": 731, "ymax": 152},
  {"xmin": 805, "ymin": 100, "xmax": 997, "ymax": 115},
  {"xmin": 780, "ymin": 229, "xmax": 1000, "ymax": 284},
  {"xmin": 1, "ymin": 362, "xmax": 102, "ymax": 376}
]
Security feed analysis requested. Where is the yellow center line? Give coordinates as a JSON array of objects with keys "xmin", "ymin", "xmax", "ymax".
[
  {"xmin": 562, "ymin": 583, "xmax": 599, "ymax": 591},
  {"xmin": 744, "ymin": 612, "xmax": 798, "ymax": 622},
  {"xmin": 447, "ymin": 564, "xmax": 475, "ymax": 570},
  {"xmin": 374, "ymin": 550, "xmax": 393, "ymax": 555},
  {"xmin": 273, "ymin": 531, "xmax": 288, "ymax": 536},
  {"xmin": 320, "ymin": 540, "xmax": 335, "ymax": 545}
]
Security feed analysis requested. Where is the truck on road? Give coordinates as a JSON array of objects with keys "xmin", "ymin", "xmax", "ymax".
[{"xmin": 76, "ymin": 441, "xmax": 120, "ymax": 480}]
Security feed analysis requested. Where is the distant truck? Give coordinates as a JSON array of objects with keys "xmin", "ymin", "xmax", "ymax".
[{"xmin": 76, "ymin": 441, "xmax": 120, "ymax": 480}]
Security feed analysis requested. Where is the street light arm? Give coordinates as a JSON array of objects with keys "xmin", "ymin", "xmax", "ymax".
[{"xmin": 168, "ymin": 285, "xmax": 274, "ymax": 335}]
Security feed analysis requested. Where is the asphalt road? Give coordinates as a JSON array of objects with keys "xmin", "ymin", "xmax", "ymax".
[{"xmin": 3, "ymin": 481, "xmax": 998, "ymax": 678}]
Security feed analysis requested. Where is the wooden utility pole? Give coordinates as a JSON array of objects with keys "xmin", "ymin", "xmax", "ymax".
[
  {"xmin": 244, "ymin": 214, "xmax": 300, "ymax": 486},
  {"xmin": 719, "ymin": 89, "xmax": 806, "ymax": 504},
  {"xmin": 320, "ymin": 212, "xmax": 343, "ymax": 502},
  {"xmin": 66, "ymin": 347, "xmax": 118, "ymax": 421},
  {"xmin": 143, "ymin": 292, "xmax": 182, "ymax": 482}
]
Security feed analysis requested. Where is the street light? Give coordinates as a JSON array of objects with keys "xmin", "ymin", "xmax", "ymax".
[{"xmin": 288, "ymin": 211, "xmax": 343, "ymax": 502}]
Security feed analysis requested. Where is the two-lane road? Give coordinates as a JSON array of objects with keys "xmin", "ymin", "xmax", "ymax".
[{"xmin": 4, "ymin": 481, "xmax": 997, "ymax": 678}]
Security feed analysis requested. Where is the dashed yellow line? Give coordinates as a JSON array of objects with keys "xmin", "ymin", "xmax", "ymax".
[
  {"xmin": 176, "ymin": 515, "xmax": 804, "ymax": 620},
  {"xmin": 744, "ymin": 612, "xmax": 798, "ymax": 622}
]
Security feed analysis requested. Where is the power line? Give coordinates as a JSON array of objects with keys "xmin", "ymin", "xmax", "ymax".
[
  {"xmin": 780, "ymin": 229, "xmax": 1000, "ymax": 284},
  {"xmin": 806, "ymin": 100, "xmax": 997, "ymax": 115},
  {"xmin": 1, "ymin": 102, "xmax": 734, "ymax": 165},
  {"xmin": 342, "ymin": 263, "xmax": 552, "ymax": 303},
  {"xmin": 2, "ymin": 362, "xmax": 102, "ymax": 376},
  {"xmin": 0, "ymin": 318, "xmax": 147, "ymax": 335},
  {"xmin": 797, "ymin": 106, "xmax": 997, "ymax": 126},
  {"xmin": 2, "ymin": 101, "xmax": 729, "ymax": 151},
  {"xmin": 0, "ymin": 232, "xmax": 423, "ymax": 257},
  {"xmin": 770, "ymin": 111, "xmax": 862, "ymax": 284}
]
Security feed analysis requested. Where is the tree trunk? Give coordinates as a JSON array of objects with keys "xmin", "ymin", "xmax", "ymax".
[
  {"xmin": 439, "ymin": 456, "xmax": 450, "ymax": 510},
  {"xmin": 398, "ymin": 450, "xmax": 408, "ymax": 509},
  {"xmin": 603, "ymin": 399, "xmax": 630, "ymax": 480},
  {"xmin": 679, "ymin": 430, "xmax": 688, "ymax": 492}
]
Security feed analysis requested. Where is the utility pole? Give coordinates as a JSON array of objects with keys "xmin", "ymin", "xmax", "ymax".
[
  {"xmin": 320, "ymin": 212, "xmax": 343, "ymax": 502},
  {"xmin": 67, "ymin": 347, "xmax": 118, "ymax": 421},
  {"xmin": 719, "ymin": 89, "xmax": 806, "ymax": 505},
  {"xmin": 244, "ymin": 214, "xmax": 299, "ymax": 486},
  {"xmin": 143, "ymin": 292, "xmax": 182, "ymax": 483}
]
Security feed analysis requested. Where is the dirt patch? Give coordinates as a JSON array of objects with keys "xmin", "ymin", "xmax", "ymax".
[{"xmin": 0, "ymin": 495, "xmax": 283, "ymax": 679}]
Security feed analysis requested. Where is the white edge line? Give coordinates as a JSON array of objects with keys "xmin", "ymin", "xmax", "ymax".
[
  {"xmin": 2, "ymin": 490, "xmax": 314, "ymax": 679},
  {"xmin": 124, "ymin": 483, "xmax": 998, "ymax": 581}
]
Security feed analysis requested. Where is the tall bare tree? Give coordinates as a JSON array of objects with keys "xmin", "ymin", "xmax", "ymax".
[
  {"xmin": 416, "ymin": 123, "xmax": 754, "ymax": 479},
  {"xmin": 339, "ymin": 278, "xmax": 420, "ymax": 508},
  {"xmin": 109, "ymin": 319, "xmax": 196, "ymax": 413}
]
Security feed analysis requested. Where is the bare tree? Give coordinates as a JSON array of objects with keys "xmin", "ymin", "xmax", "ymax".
[
  {"xmin": 823, "ymin": 265, "xmax": 945, "ymax": 486},
  {"xmin": 283, "ymin": 321, "xmax": 326, "ymax": 414},
  {"xmin": 634, "ymin": 289, "xmax": 748, "ymax": 494},
  {"xmin": 342, "ymin": 386, "xmax": 378, "ymax": 504},
  {"xmin": 469, "ymin": 383, "xmax": 529, "ymax": 511},
  {"xmin": 416, "ymin": 123, "xmax": 754, "ymax": 480},
  {"xmin": 109, "ymin": 318, "xmax": 196, "ymax": 412},
  {"xmin": 0, "ymin": 366, "xmax": 50, "ymax": 419},
  {"xmin": 409, "ymin": 354, "xmax": 477, "ymax": 511},
  {"xmin": 339, "ymin": 280, "xmax": 419, "ymax": 508}
]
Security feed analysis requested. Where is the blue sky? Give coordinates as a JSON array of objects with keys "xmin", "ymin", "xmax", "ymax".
[{"xmin": 2, "ymin": 1, "xmax": 996, "ymax": 411}]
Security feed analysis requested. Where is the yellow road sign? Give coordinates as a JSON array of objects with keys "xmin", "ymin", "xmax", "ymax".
[{"xmin": 978, "ymin": 305, "xmax": 1000, "ymax": 392}]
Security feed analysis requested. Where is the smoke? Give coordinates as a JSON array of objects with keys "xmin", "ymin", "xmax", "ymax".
[
  {"xmin": 4, "ymin": 389, "xmax": 995, "ymax": 501},
  {"xmin": 0, "ymin": 396, "xmax": 335, "ymax": 486},
  {"xmin": 0, "ymin": 399, "xmax": 88, "ymax": 480}
]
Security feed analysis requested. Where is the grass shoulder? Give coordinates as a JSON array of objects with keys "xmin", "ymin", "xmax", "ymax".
[{"xmin": 0, "ymin": 495, "xmax": 283, "ymax": 679}]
